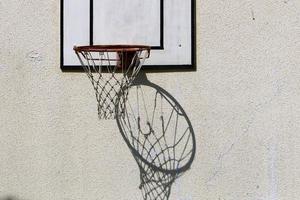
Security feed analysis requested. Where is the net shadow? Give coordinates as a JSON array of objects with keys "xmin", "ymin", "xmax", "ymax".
[{"xmin": 115, "ymin": 73, "xmax": 196, "ymax": 200}]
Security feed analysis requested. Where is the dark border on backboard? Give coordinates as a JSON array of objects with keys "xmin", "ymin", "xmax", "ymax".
[
  {"xmin": 89, "ymin": 0, "xmax": 164, "ymax": 49},
  {"xmin": 60, "ymin": 0, "xmax": 196, "ymax": 72}
]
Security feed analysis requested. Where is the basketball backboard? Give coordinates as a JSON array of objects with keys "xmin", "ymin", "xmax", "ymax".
[{"xmin": 61, "ymin": 0, "xmax": 196, "ymax": 71}]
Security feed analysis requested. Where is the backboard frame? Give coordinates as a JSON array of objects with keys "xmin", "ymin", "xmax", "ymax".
[{"xmin": 60, "ymin": 0, "xmax": 196, "ymax": 72}]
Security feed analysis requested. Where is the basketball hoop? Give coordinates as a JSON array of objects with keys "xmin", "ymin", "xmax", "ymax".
[{"xmin": 74, "ymin": 45, "xmax": 150, "ymax": 119}]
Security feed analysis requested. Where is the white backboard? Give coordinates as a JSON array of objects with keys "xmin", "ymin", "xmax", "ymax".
[{"xmin": 61, "ymin": 0, "xmax": 196, "ymax": 71}]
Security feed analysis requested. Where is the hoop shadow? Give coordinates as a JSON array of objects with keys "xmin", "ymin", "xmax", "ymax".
[
  {"xmin": 115, "ymin": 73, "xmax": 196, "ymax": 200},
  {"xmin": 0, "ymin": 196, "xmax": 24, "ymax": 200}
]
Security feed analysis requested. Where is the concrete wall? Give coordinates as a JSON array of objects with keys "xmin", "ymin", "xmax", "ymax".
[{"xmin": 1, "ymin": 0, "xmax": 300, "ymax": 200}]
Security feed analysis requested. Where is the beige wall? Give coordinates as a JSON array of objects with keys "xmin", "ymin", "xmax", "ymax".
[{"xmin": 1, "ymin": 0, "xmax": 300, "ymax": 200}]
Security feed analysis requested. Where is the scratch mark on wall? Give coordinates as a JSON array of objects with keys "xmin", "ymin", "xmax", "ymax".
[
  {"xmin": 206, "ymin": 114, "xmax": 255, "ymax": 185},
  {"xmin": 27, "ymin": 51, "xmax": 42, "ymax": 63},
  {"xmin": 251, "ymin": 8, "xmax": 255, "ymax": 21},
  {"xmin": 218, "ymin": 143, "xmax": 235, "ymax": 161},
  {"xmin": 269, "ymin": 140, "xmax": 278, "ymax": 200},
  {"xmin": 206, "ymin": 143, "xmax": 235, "ymax": 185}
]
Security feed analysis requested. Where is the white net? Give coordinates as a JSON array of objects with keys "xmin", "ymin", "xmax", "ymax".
[{"xmin": 75, "ymin": 47, "xmax": 150, "ymax": 119}]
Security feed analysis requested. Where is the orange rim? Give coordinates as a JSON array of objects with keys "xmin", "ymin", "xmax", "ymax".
[{"xmin": 73, "ymin": 44, "xmax": 151, "ymax": 53}]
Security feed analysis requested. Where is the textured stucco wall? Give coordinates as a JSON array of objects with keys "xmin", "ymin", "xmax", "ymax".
[{"xmin": 1, "ymin": 0, "xmax": 300, "ymax": 200}]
